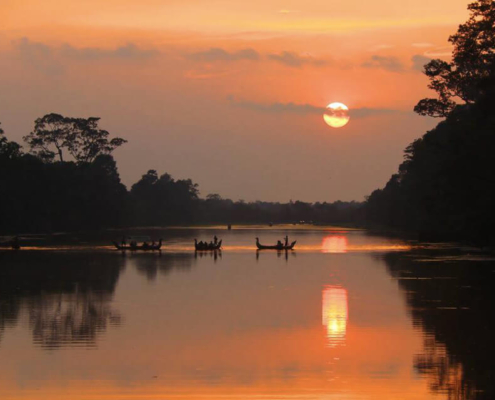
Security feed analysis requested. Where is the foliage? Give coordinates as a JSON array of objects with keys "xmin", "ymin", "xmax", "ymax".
[
  {"xmin": 366, "ymin": 1, "xmax": 495, "ymax": 245},
  {"xmin": 23, "ymin": 113, "xmax": 127, "ymax": 163},
  {"xmin": 415, "ymin": 0, "xmax": 495, "ymax": 117},
  {"xmin": 0, "ymin": 123, "xmax": 22, "ymax": 159}
]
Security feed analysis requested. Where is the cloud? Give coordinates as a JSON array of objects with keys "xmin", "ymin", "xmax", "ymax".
[
  {"xmin": 12, "ymin": 37, "xmax": 64, "ymax": 76},
  {"xmin": 368, "ymin": 44, "xmax": 395, "ymax": 52},
  {"xmin": 11, "ymin": 37, "xmax": 160, "ymax": 75},
  {"xmin": 267, "ymin": 51, "xmax": 328, "ymax": 68},
  {"xmin": 60, "ymin": 43, "xmax": 159, "ymax": 60},
  {"xmin": 362, "ymin": 55, "xmax": 405, "ymax": 72},
  {"xmin": 424, "ymin": 46, "xmax": 453, "ymax": 57},
  {"xmin": 186, "ymin": 48, "xmax": 260, "ymax": 62},
  {"xmin": 411, "ymin": 54, "xmax": 432, "ymax": 72},
  {"xmin": 412, "ymin": 42, "xmax": 434, "ymax": 48},
  {"xmin": 228, "ymin": 97, "xmax": 405, "ymax": 118},
  {"xmin": 350, "ymin": 107, "xmax": 404, "ymax": 118}
]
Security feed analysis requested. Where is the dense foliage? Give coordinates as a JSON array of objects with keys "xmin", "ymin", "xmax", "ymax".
[
  {"xmin": 366, "ymin": 0, "xmax": 495, "ymax": 244},
  {"xmin": 1, "ymin": 117, "xmax": 362, "ymax": 234}
]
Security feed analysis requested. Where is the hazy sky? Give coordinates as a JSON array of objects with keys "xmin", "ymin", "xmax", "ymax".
[{"xmin": 1, "ymin": 0, "xmax": 470, "ymax": 201}]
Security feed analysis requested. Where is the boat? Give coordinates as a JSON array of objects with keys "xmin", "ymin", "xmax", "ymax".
[
  {"xmin": 194, "ymin": 239, "xmax": 222, "ymax": 251},
  {"xmin": 255, "ymin": 237, "xmax": 296, "ymax": 250},
  {"xmin": 113, "ymin": 237, "xmax": 162, "ymax": 251}
]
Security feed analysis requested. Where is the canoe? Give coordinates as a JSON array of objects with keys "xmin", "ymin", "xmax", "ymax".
[
  {"xmin": 256, "ymin": 238, "xmax": 296, "ymax": 250},
  {"xmin": 195, "ymin": 239, "xmax": 222, "ymax": 251},
  {"xmin": 113, "ymin": 239, "xmax": 162, "ymax": 251}
]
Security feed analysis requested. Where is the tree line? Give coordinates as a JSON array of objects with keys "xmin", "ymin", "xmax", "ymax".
[
  {"xmin": 0, "ymin": 115, "xmax": 362, "ymax": 234},
  {"xmin": 364, "ymin": 0, "xmax": 495, "ymax": 245}
]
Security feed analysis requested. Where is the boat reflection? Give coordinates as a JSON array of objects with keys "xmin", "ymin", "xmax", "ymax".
[
  {"xmin": 322, "ymin": 236, "xmax": 348, "ymax": 253},
  {"xmin": 322, "ymin": 286, "xmax": 348, "ymax": 347}
]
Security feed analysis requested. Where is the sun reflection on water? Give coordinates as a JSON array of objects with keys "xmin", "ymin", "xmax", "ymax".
[
  {"xmin": 322, "ymin": 286, "xmax": 348, "ymax": 347},
  {"xmin": 322, "ymin": 236, "xmax": 348, "ymax": 253}
]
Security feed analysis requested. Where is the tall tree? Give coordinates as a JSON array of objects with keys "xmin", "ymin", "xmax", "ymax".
[
  {"xmin": 0, "ymin": 123, "xmax": 22, "ymax": 159},
  {"xmin": 23, "ymin": 113, "xmax": 127, "ymax": 163},
  {"xmin": 414, "ymin": 0, "xmax": 495, "ymax": 117}
]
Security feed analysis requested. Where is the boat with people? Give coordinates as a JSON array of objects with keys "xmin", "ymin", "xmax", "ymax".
[
  {"xmin": 256, "ymin": 236, "xmax": 296, "ymax": 250},
  {"xmin": 113, "ymin": 236, "xmax": 162, "ymax": 251},
  {"xmin": 194, "ymin": 237, "xmax": 222, "ymax": 251}
]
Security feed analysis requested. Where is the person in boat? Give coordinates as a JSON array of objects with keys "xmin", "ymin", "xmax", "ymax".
[
  {"xmin": 121, "ymin": 236, "xmax": 127, "ymax": 246},
  {"xmin": 214, "ymin": 236, "xmax": 218, "ymax": 245},
  {"xmin": 142, "ymin": 242, "xmax": 149, "ymax": 249},
  {"xmin": 130, "ymin": 240, "xmax": 137, "ymax": 249},
  {"xmin": 277, "ymin": 240, "xmax": 283, "ymax": 248},
  {"xmin": 284, "ymin": 236, "xmax": 288, "ymax": 247}
]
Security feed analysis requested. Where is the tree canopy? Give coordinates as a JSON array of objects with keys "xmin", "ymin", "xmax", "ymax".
[
  {"xmin": 23, "ymin": 113, "xmax": 127, "ymax": 163},
  {"xmin": 415, "ymin": 0, "xmax": 495, "ymax": 117},
  {"xmin": 367, "ymin": 0, "xmax": 495, "ymax": 245}
]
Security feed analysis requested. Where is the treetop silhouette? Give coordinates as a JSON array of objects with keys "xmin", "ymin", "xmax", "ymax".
[
  {"xmin": 23, "ymin": 113, "xmax": 127, "ymax": 163},
  {"xmin": 415, "ymin": 0, "xmax": 495, "ymax": 117}
]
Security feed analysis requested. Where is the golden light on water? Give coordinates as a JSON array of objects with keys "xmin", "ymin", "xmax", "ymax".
[
  {"xmin": 322, "ymin": 236, "xmax": 348, "ymax": 253},
  {"xmin": 322, "ymin": 286, "xmax": 348, "ymax": 347},
  {"xmin": 323, "ymin": 102, "xmax": 350, "ymax": 128}
]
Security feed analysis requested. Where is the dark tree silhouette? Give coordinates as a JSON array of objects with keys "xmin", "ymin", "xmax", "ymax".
[
  {"xmin": 366, "ymin": 0, "xmax": 495, "ymax": 245},
  {"xmin": 0, "ymin": 123, "xmax": 21, "ymax": 159},
  {"xmin": 23, "ymin": 113, "xmax": 127, "ymax": 163},
  {"xmin": 415, "ymin": 0, "xmax": 495, "ymax": 117}
]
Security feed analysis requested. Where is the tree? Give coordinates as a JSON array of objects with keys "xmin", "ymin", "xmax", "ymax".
[
  {"xmin": 23, "ymin": 113, "xmax": 127, "ymax": 163},
  {"xmin": 414, "ymin": 0, "xmax": 495, "ymax": 117},
  {"xmin": 0, "ymin": 123, "xmax": 22, "ymax": 159}
]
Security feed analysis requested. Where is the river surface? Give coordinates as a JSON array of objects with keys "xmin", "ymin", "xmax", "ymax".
[{"xmin": 1, "ymin": 227, "xmax": 494, "ymax": 400}]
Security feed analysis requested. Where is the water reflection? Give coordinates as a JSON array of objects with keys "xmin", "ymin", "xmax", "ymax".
[
  {"xmin": 322, "ymin": 286, "xmax": 348, "ymax": 347},
  {"xmin": 195, "ymin": 249, "xmax": 222, "ymax": 261},
  {"xmin": 384, "ymin": 250, "xmax": 495, "ymax": 400},
  {"xmin": 0, "ymin": 252, "xmax": 124, "ymax": 349},
  {"xmin": 256, "ymin": 249, "xmax": 297, "ymax": 261},
  {"xmin": 133, "ymin": 252, "xmax": 197, "ymax": 281},
  {"xmin": 322, "ymin": 235, "xmax": 348, "ymax": 253}
]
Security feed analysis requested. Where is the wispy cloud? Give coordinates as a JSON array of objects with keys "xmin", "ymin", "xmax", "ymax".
[
  {"xmin": 268, "ymin": 51, "xmax": 328, "ymax": 68},
  {"xmin": 60, "ymin": 43, "xmax": 158, "ymax": 60},
  {"xmin": 186, "ymin": 48, "xmax": 260, "ymax": 62},
  {"xmin": 368, "ymin": 44, "xmax": 395, "ymax": 52},
  {"xmin": 278, "ymin": 9, "xmax": 300, "ymax": 14},
  {"xmin": 424, "ymin": 46, "xmax": 453, "ymax": 57},
  {"xmin": 11, "ymin": 37, "xmax": 159, "ymax": 75},
  {"xmin": 228, "ymin": 97, "xmax": 405, "ymax": 118},
  {"xmin": 411, "ymin": 54, "xmax": 432, "ymax": 72},
  {"xmin": 362, "ymin": 55, "xmax": 405, "ymax": 72},
  {"xmin": 412, "ymin": 42, "xmax": 434, "ymax": 48},
  {"xmin": 12, "ymin": 37, "xmax": 64, "ymax": 76}
]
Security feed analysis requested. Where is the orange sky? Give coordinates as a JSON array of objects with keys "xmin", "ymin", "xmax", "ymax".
[{"xmin": 0, "ymin": 0, "xmax": 471, "ymax": 201}]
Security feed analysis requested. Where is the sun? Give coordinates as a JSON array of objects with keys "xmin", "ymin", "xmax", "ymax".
[{"xmin": 323, "ymin": 102, "xmax": 350, "ymax": 128}]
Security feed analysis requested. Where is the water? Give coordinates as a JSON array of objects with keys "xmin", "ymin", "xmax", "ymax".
[{"xmin": 0, "ymin": 227, "xmax": 494, "ymax": 400}]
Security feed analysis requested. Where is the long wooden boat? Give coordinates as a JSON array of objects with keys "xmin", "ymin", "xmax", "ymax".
[
  {"xmin": 194, "ymin": 239, "xmax": 222, "ymax": 251},
  {"xmin": 113, "ymin": 239, "xmax": 162, "ymax": 251},
  {"xmin": 256, "ymin": 237, "xmax": 296, "ymax": 250}
]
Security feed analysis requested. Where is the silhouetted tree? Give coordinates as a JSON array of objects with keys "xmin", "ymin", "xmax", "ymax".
[
  {"xmin": 415, "ymin": 0, "xmax": 495, "ymax": 117},
  {"xmin": 130, "ymin": 170, "xmax": 199, "ymax": 226},
  {"xmin": 23, "ymin": 113, "xmax": 127, "ymax": 163},
  {"xmin": 366, "ymin": 1, "xmax": 495, "ymax": 245},
  {"xmin": 0, "ymin": 123, "xmax": 22, "ymax": 159}
]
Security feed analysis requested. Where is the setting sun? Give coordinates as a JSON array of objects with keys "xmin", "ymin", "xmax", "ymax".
[{"xmin": 323, "ymin": 102, "xmax": 350, "ymax": 128}]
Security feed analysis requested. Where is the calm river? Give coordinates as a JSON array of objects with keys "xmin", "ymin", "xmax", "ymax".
[{"xmin": 1, "ymin": 227, "xmax": 494, "ymax": 400}]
